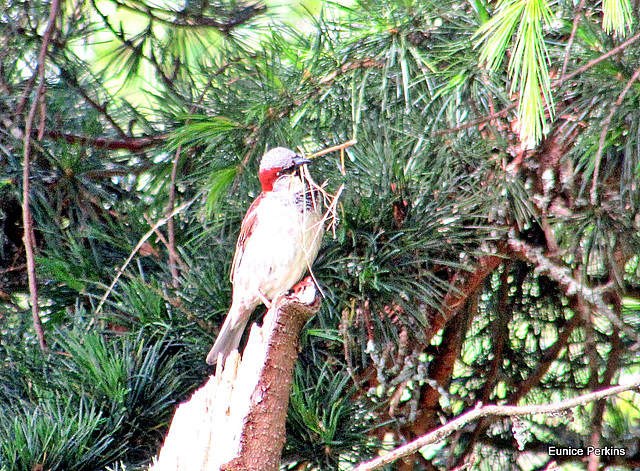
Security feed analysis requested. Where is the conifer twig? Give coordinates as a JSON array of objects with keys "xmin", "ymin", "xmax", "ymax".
[
  {"xmin": 307, "ymin": 139, "xmax": 357, "ymax": 159},
  {"xmin": 354, "ymin": 382, "xmax": 639, "ymax": 471},
  {"xmin": 96, "ymin": 198, "xmax": 196, "ymax": 313},
  {"xmin": 21, "ymin": 0, "xmax": 62, "ymax": 352}
]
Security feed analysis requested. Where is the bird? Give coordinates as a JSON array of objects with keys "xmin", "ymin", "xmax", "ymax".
[{"xmin": 206, "ymin": 147, "xmax": 325, "ymax": 365}]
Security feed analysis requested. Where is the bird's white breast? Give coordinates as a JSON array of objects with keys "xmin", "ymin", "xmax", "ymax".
[{"xmin": 234, "ymin": 177, "xmax": 323, "ymax": 301}]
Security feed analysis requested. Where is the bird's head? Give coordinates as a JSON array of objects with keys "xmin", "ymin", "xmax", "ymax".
[{"xmin": 258, "ymin": 147, "xmax": 310, "ymax": 192}]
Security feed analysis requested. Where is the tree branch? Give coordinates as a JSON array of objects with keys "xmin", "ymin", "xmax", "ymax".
[
  {"xmin": 21, "ymin": 0, "xmax": 62, "ymax": 353},
  {"xmin": 165, "ymin": 62, "xmax": 228, "ymax": 288},
  {"xmin": 90, "ymin": 0, "xmax": 186, "ymax": 102},
  {"xmin": 354, "ymin": 382, "xmax": 640, "ymax": 471},
  {"xmin": 454, "ymin": 264, "xmax": 513, "ymax": 467},
  {"xmin": 96, "ymin": 197, "xmax": 197, "ymax": 314},
  {"xmin": 426, "ymin": 254, "xmax": 503, "ymax": 342},
  {"xmin": 151, "ymin": 278, "xmax": 321, "ymax": 471},
  {"xmin": 508, "ymin": 312, "xmax": 580, "ymax": 404},
  {"xmin": 58, "ymin": 68, "xmax": 127, "ymax": 137},
  {"xmin": 107, "ymin": 0, "xmax": 266, "ymax": 33},
  {"xmin": 560, "ymin": 0, "xmax": 587, "ymax": 82},
  {"xmin": 45, "ymin": 130, "xmax": 166, "ymax": 150}
]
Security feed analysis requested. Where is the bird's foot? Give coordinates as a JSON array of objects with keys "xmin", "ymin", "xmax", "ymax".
[{"xmin": 291, "ymin": 276, "xmax": 315, "ymax": 295}]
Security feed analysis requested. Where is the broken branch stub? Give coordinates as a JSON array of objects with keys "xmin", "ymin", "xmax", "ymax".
[{"xmin": 150, "ymin": 278, "xmax": 321, "ymax": 471}]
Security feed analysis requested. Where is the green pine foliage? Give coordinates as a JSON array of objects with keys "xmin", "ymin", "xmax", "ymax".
[
  {"xmin": 1, "ymin": 0, "xmax": 640, "ymax": 469},
  {"xmin": 0, "ymin": 321, "xmax": 201, "ymax": 470}
]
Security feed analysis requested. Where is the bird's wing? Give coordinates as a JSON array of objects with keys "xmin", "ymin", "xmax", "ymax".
[{"xmin": 230, "ymin": 193, "xmax": 264, "ymax": 284}]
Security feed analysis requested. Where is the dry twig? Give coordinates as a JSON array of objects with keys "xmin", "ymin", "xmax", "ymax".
[
  {"xmin": 354, "ymin": 382, "xmax": 639, "ymax": 471},
  {"xmin": 21, "ymin": 0, "xmax": 62, "ymax": 352},
  {"xmin": 306, "ymin": 139, "xmax": 357, "ymax": 159},
  {"xmin": 96, "ymin": 198, "xmax": 197, "ymax": 313}
]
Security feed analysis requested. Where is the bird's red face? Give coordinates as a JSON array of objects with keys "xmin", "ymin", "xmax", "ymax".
[
  {"xmin": 257, "ymin": 167, "xmax": 281, "ymax": 192},
  {"xmin": 258, "ymin": 147, "xmax": 310, "ymax": 192}
]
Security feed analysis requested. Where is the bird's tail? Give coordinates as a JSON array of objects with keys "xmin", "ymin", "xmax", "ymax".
[{"xmin": 205, "ymin": 305, "xmax": 250, "ymax": 365}]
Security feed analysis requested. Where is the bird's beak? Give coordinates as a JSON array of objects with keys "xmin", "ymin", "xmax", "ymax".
[{"xmin": 293, "ymin": 156, "xmax": 311, "ymax": 168}]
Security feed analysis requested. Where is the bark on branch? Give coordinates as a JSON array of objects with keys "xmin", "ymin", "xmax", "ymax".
[
  {"xmin": 426, "ymin": 254, "xmax": 502, "ymax": 341},
  {"xmin": 150, "ymin": 278, "xmax": 321, "ymax": 471},
  {"xmin": 354, "ymin": 382, "xmax": 640, "ymax": 471},
  {"xmin": 46, "ymin": 131, "xmax": 166, "ymax": 151},
  {"xmin": 21, "ymin": 0, "xmax": 61, "ymax": 352}
]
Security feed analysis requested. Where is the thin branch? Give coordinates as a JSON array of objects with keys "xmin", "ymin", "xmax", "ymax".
[
  {"xmin": 164, "ymin": 65, "xmax": 226, "ymax": 288},
  {"xmin": 426, "ymin": 254, "xmax": 503, "ymax": 341},
  {"xmin": 229, "ymin": 129, "xmax": 262, "ymax": 194},
  {"xmin": 143, "ymin": 214, "xmax": 188, "ymax": 272},
  {"xmin": 90, "ymin": 0, "xmax": 186, "ymax": 102},
  {"xmin": 21, "ymin": 0, "xmax": 62, "ymax": 352},
  {"xmin": 560, "ymin": 0, "xmax": 586, "ymax": 82},
  {"xmin": 96, "ymin": 197, "xmax": 197, "ymax": 313},
  {"xmin": 419, "ymin": 302, "xmax": 476, "ymax": 436},
  {"xmin": 562, "ymin": 31, "xmax": 640, "ymax": 84},
  {"xmin": 454, "ymin": 309, "xmax": 580, "ymax": 468},
  {"xmin": 590, "ymin": 63, "xmax": 640, "ymax": 205},
  {"xmin": 455, "ymin": 264, "xmax": 513, "ymax": 467},
  {"xmin": 59, "ymin": 68, "xmax": 127, "ymax": 137},
  {"xmin": 307, "ymin": 139, "xmax": 357, "ymax": 159},
  {"xmin": 107, "ymin": 0, "xmax": 266, "ymax": 33},
  {"xmin": 435, "ymin": 103, "xmax": 517, "ymax": 136},
  {"xmin": 46, "ymin": 130, "xmax": 165, "ymax": 150},
  {"xmin": 588, "ymin": 328, "xmax": 620, "ymax": 471},
  {"xmin": 588, "ymin": 289, "xmax": 623, "ymax": 471},
  {"xmin": 15, "ymin": 70, "xmax": 38, "ymax": 125},
  {"xmin": 508, "ymin": 312, "xmax": 580, "ymax": 404},
  {"xmin": 167, "ymin": 145, "xmax": 182, "ymax": 288},
  {"xmin": 354, "ymin": 382, "xmax": 640, "ymax": 471}
]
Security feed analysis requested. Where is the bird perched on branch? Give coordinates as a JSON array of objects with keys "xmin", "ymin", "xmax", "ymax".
[{"xmin": 206, "ymin": 147, "xmax": 324, "ymax": 365}]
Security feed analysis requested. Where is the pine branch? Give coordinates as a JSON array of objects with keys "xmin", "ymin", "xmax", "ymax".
[
  {"xmin": 508, "ymin": 312, "xmax": 580, "ymax": 403},
  {"xmin": 21, "ymin": 0, "xmax": 62, "ymax": 353},
  {"xmin": 590, "ymin": 63, "xmax": 640, "ymax": 205},
  {"xmin": 560, "ymin": 0, "xmax": 586, "ymax": 82},
  {"xmin": 354, "ymin": 382, "xmax": 640, "ymax": 471},
  {"xmin": 58, "ymin": 68, "xmax": 127, "ymax": 137},
  {"xmin": 90, "ymin": 0, "xmax": 187, "ymax": 102},
  {"xmin": 165, "ymin": 65, "xmax": 225, "ymax": 288},
  {"xmin": 96, "ymin": 197, "xmax": 197, "ymax": 314},
  {"xmin": 107, "ymin": 0, "xmax": 266, "ymax": 33},
  {"xmin": 46, "ymin": 130, "xmax": 166, "ymax": 150},
  {"xmin": 588, "ymin": 326, "xmax": 621, "ymax": 471},
  {"xmin": 167, "ymin": 147, "xmax": 181, "ymax": 288},
  {"xmin": 426, "ymin": 254, "xmax": 503, "ymax": 342}
]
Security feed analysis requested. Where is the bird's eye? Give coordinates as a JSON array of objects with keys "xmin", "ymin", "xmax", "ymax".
[{"xmin": 277, "ymin": 165, "xmax": 296, "ymax": 176}]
